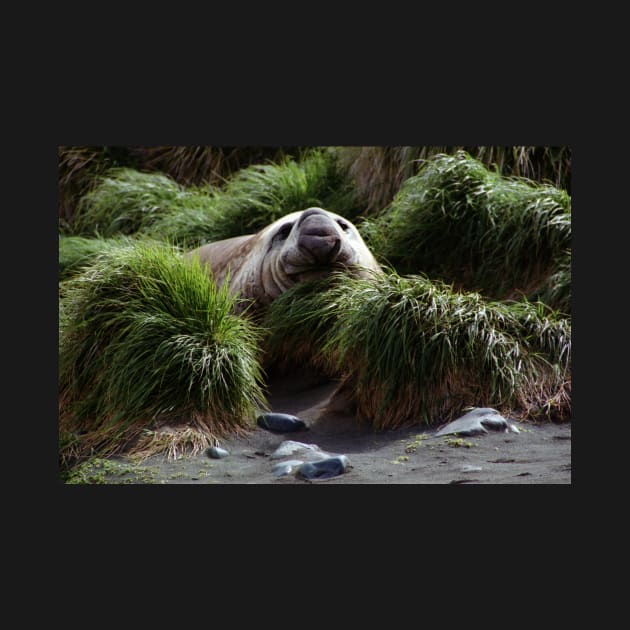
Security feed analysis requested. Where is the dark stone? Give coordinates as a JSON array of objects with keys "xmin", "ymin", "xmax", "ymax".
[
  {"xmin": 207, "ymin": 446, "xmax": 229, "ymax": 459},
  {"xmin": 297, "ymin": 455, "xmax": 349, "ymax": 480},
  {"xmin": 257, "ymin": 412, "xmax": 307, "ymax": 433}
]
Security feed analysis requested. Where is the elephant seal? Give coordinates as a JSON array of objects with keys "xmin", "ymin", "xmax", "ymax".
[{"xmin": 185, "ymin": 207, "xmax": 382, "ymax": 310}]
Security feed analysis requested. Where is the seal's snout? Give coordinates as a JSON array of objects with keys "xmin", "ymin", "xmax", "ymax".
[
  {"xmin": 296, "ymin": 209, "xmax": 344, "ymax": 264},
  {"xmin": 298, "ymin": 233, "xmax": 342, "ymax": 263},
  {"xmin": 298, "ymin": 207, "xmax": 329, "ymax": 226}
]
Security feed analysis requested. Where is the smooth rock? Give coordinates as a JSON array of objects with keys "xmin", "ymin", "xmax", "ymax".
[
  {"xmin": 257, "ymin": 412, "xmax": 307, "ymax": 433},
  {"xmin": 207, "ymin": 446, "xmax": 229, "ymax": 459},
  {"xmin": 297, "ymin": 455, "xmax": 351, "ymax": 480},
  {"xmin": 271, "ymin": 460, "xmax": 305, "ymax": 477},
  {"xmin": 435, "ymin": 408, "xmax": 520, "ymax": 437},
  {"xmin": 270, "ymin": 441, "xmax": 325, "ymax": 460}
]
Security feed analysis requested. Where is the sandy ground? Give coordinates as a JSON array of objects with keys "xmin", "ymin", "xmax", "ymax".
[{"xmin": 84, "ymin": 366, "xmax": 571, "ymax": 484}]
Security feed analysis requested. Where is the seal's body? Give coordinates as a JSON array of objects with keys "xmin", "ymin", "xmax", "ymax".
[{"xmin": 185, "ymin": 207, "xmax": 382, "ymax": 310}]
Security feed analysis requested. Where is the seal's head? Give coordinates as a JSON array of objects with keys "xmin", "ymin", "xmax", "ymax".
[
  {"xmin": 275, "ymin": 207, "xmax": 378, "ymax": 283},
  {"xmin": 185, "ymin": 207, "xmax": 382, "ymax": 311}
]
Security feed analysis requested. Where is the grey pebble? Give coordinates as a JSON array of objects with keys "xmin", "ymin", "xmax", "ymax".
[
  {"xmin": 297, "ymin": 455, "xmax": 351, "ymax": 480},
  {"xmin": 207, "ymin": 446, "xmax": 229, "ymax": 459},
  {"xmin": 271, "ymin": 460, "xmax": 305, "ymax": 477},
  {"xmin": 257, "ymin": 412, "xmax": 307, "ymax": 433},
  {"xmin": 270, "ymin": 441, "xmax": 325, "ymax": 460}
]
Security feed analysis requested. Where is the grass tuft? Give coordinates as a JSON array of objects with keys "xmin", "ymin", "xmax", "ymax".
[
  {"xmin": 264, "ymin": 270, "xmax": 571, "ymax": 429},
  {"xmin": 262, "ymin": 274, "xmax": 346, "ymax": 374},
  {"xmin": 147, "ymin": 148, "xmax": 359, "ymax": 245},
  {"xmin": 360, "ymin": 151, "xmax": 571, "ymax": 306},
  {"xmin": 335, "ymin": 146, "xmax": 571, "ymax": 215},
  {"xmin": 127, "ymin": 146, "xmax": 297, "ymax": 187},
  {"xmin": 59, "ymin": 234, "xmax": 164, "ymax": 281},
  {"xmin": 68, "ymin": 150, "xmax": 358, "ymax": 249},
  {"xmin": 70, "ymin": 168, "xmax": 219, "ymax": 239},
  {"xmin": 214, "ymin": 148, "xmax": 359, "ymax": 233},
  {"xmin": 528, "ymin": 254, "xmax": 571, "ymax": 315},
  {"xmin": 59, "ymin": 240, "xmax": 267, "ymax": 470}
]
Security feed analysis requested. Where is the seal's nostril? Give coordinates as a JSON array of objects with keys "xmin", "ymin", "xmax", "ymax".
[
  {"xmin": 329, "ymin": 237, "xmax": 341, "ymax": 260},
  {"xmin": 298, "ymin": 234, "xmax": 342, "ymax": 263}
]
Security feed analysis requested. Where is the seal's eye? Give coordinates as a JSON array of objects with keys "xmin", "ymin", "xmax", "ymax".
[
  {"xmin": 337, "ymin": 220, "xmax": 350, "ymax": 231},
  {"xmin": 276, "ymin": 222, "xmax": 294, "ymax": 241}
]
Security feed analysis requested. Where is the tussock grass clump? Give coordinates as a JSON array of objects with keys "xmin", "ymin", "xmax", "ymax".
[
  {"xmin": 262, "ymin": 275, "xmax": 346, "ymax": 374},
  {"xmin": 59, "ymin": 241, "xmax": 267, "ymax": 470},
  {"xmin": 68, "ymin": 150, "xmax": 357, "ymax": 249},
  {"xmin": 58, "ymin": 146, "xmax": 297, "ymax": 230},
  {"xmin": 60, "ymin": 146, "xmax": 571, "ymax": 231},
  {"xmin": 336, "ymin": 146, "xmax": 571, "ymax": 215},
  {"xmin": 264, "ymin": 271, "xmax": 571, "ymax": 429},
  {"xmin": 336, "ymin": 146, "xmax": 425, "ymax": 215},
  {"xmin": 59, "ymin": 146, "xmax": 137, "ymax": 231},
  {"xmin": 528, "ymin": 254, "xmax": 571, "ymax": 315},
  {"xmin": 188, "ymin": 148, "xmax": 359, "ymax": 239},
  {"xmin": 137, "ymin": 203, "xmax": 224, "ymax": 249},
  {"xmin": 128, "ymin": 146, "xmax": 297, "ymax": 186},
  {"xmin": 58, "ymin": 234, "xmax": 158, "ymax": 280},
  {"xmin": 70, "ymin": 168, "xmax": 219, "ymax": 238},
  {"xmin": 146, "ymin": 149, "xmax": 357, "ymax": 245},
  {"xmin": 360, "ymin": 151, "xmax": 571, "ymax": 303}
]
